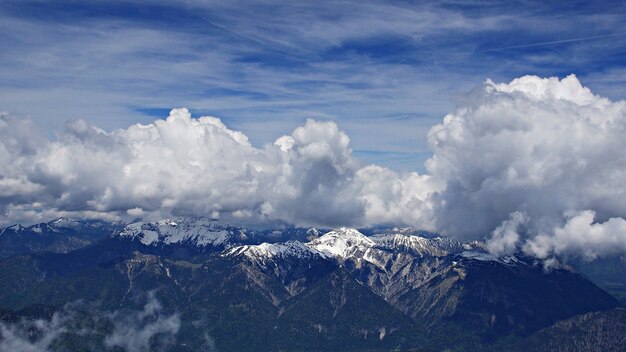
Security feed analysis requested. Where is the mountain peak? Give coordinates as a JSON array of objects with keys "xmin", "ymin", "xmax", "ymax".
[
  {"xmin": 116, "ymin": 217, "xmax": 240, "ymax": 247},
  {"xmin": 372, "ymin": 233, "xmax": 469, "ymax": 257},
  {"xmin": 0, "ymin": 224, "xmax": 25, "ymax": 235},
  {"xmin": 459, "ymin": 250, "xmax": 524, "ymax": 265},
  {"xmin": 47, "ymin": 217, "xmax": 82, "ymax": 230},
  {"xmin": 307, "ymin": 227, "xmax": 375, "ymax": 259},
  {"xmin": 226, "ymin": 241, "xmax": 324, "ymax": 265}
]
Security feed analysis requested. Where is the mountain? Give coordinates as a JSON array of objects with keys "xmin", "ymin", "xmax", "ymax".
[
  {"xmin": 507, "ymin": 307, "xmax": 626, "ymax": 352},
  {"xmin": 116, "ymin": 217, "xmax": 319, "ymax": 250},
  {"xmin": 117, "ymin": 218, "xmax": 244, "ymax": 248},
  {"xmin": 0, "ymin": 218, "xmax": 123, "ymax": 259},
  {"xmin": 0, "ymin": 219, "xmax": 621, "ymax": 351},
  {"xmin": 571, "ymin": 256, "xmax": 626, "ymax": 305}
]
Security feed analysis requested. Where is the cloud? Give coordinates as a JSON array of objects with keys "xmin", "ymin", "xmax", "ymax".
[
  {"xmin": 2, "ymin": 74, "xmax": 626, "ymax": 259},
  {"xmin": 0, "ymin": 108, "xmax": 437, "ymax": 228},
  {"xmin": 0, "ymin": 293, "xmax": 182, "ymax": 352},
  {"xmin": 523, "ymin": 210, "xmax": 626, "ymax": 260},
  {"xmin": 426, "ymin": 74, "xmax": 626, "ymax": 259},
  {"xmin": 486, "ymin": 211, "xmax": 527, "ymax": 256},
  {"xmin": 2, "ymin": 1, "xmax": 625, "ymax": 173},
  {"xmin": 0, "ymin": 312, "xmax": 68, "ymax": 352},
  {"xmin": 104, "ymin": 291, "xmax": 181, "ymax": 352},
  {"xmin": 0, "ymin": 110, "xmax": 344, "ymax": 226}
]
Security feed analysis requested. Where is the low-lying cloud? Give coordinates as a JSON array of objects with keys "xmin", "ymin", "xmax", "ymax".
[
  {"xmin": 104, "ymin": 291, "xmax": 181, "ymax": 352},
  {"xmin": 0, "ymin": 310, "xmax": 69, "ymax": 352},
  {"xmin": 0, "ymin": 293, "xmax": 181, "ymax": 352},
  {"xmin": 2, "ymin": 74, "xmax": 626, "ymax": 259}
]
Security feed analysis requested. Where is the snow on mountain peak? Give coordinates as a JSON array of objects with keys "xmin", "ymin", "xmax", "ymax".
[
  {"xmin": 226, "ymin": 227, "xmax": 376, "ymax": 264},
  {"xmin": 50, "ymin": 217, "xmax": 81, "ymax": 228},
  {"xmin": 117, "ymin": 218, "xmax": 238, "ymax": 247},
  {"xmin": 460, "ymin": 251, "xmax": 523, "ymax": 265},
  {"xmin": 371, "ymin": 233, "xmax": 467, "ymax": 257},
  {"xmin": 226, "ymin": 241, "xmax": 324, "ymax": 264},
  {"xmin": 306, "ymin": 227, "xmax": 375, "ymax": 259}
]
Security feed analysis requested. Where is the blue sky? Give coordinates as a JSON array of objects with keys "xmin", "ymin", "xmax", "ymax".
[{"xmin": 1, "ymin": 0, "xmax": 625, "ymax": 172}]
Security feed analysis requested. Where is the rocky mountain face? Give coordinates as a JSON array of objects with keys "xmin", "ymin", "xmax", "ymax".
[
  {"xmin": 225, "ymin": 227, "xmax": 618, "ymax": 341},
  {"xmin": 0, "ymin": 218, "xmax": 621, "ymax": 351}
]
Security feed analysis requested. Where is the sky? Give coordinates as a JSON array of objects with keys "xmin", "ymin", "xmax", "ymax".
[
  {"xmin": 1, "ymin": 0, "xmax": 626, "ymax": 171},
  {"xmin": 2, "ymin": 0, "xmax": 626, "ymax": 259}
]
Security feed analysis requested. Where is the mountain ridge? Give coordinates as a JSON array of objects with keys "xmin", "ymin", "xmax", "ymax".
[{"xmin": 0, "ymin": 218, "xmax": 622, "ymax": 351}]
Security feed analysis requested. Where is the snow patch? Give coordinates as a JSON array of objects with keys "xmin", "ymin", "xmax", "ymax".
[{"xmin": 460, "ymin": 251, "xmax": 522, "ymax": 265}]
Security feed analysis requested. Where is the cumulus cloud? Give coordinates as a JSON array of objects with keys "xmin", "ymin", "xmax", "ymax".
[
  {"xmin": 0, "ymin": 109, "xmax": 429, "ymax": 228},
  {"xmin": 523, "ymin": 210, "xmax": 626, "ymax": 260},
  {"xmin": 486, "ymin": 211, "xmax": 527, "ymax": 256},
  {"xmin": 426, "ymin": 74, "xmax": 626, "ymax": 258},
  {"xmin": 2, "ymin": 74, "xmax": 626, "ymax": 259}
]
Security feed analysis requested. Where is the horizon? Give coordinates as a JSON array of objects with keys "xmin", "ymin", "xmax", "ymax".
[{"xmin": 2, "ymin": 1, "xmax": 626, "ymax": 261}]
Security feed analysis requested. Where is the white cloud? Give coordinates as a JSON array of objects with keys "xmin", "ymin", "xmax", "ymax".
[
  {"xmin": 355, "ymin": 165, "xmax": 435, "ymax": 227},
  {"xmin": 0, "ymin": 313, "xmax": 67, "ymax": 352},
  {"xmin": 523, "ymin": 210, "xmax": 626, "ymax": 260},
  {"xmin": 0, "ymin": 292, "xmax": 182, "ymax": 352},
  {"xmin": 486, "ymin": 211, "xmax": 527, "ymax": 256},
  {"xmin": 426, "ymin": 74, "xmax": 626, "ymax": 258},
  {"xmin": 105, "ymin": 292, "xmax": 181, "ymax": 352},
  {"xmin": 3, "ymin": 74, "xmax": 626, "ymax": 259},
  {"xmin": 0, "ymin": 109, "xmax": 414, "ymax": 227}
]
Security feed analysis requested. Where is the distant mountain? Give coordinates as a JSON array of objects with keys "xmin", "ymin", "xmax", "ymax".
[
  {"xmin": 0, "ymin": 219, "xmax": 620, "ymax": 351},
  {"xmin": 507, "ymin": 307, "xmax": 626, "ymax": 352},
  {"xmin": 0, "ymin": 218, "xmax": 123, "ymax": 259},
  {"xmin": 571, "ymin": 256, "xmax": 626, "ymax": 305},
  {"xmin": 117, "ymin": 218, "xmax": 246, "ymax": 248},
  {"xmin": 116, "ymin": 217, "xmax": 320, "ymax": 249}
]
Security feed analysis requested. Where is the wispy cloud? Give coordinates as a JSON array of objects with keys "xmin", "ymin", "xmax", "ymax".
[
  {"xmin": 0, "ymin": 292, "xmax": 185, "ymax": 352},
  {"xmin": 483, "ymin": 32, "xmax": 626, "ymax": 52},
  {"xmin": 1, "ymin": 0, "xmax": 624, "ymax": 170}
]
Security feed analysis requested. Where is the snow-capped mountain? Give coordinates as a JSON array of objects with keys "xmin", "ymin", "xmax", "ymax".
[
  {"xmin": 224, "ymin": 226, "xmax": 494, "ymax": 270},
  {"xmin": 223, "ymin": 225, "xmax": 595, "ymax": 333},
  {"xmin": 114, "ymin": 218, "xmax": 321, "ymax": 249},
  {"xmin": 0, "ymin": 217, "xmax": 620, "ymax": 352},
  {"xmin": 117, "ymin": 218, "xmax": 240, "ymax": 247},
  {"xmin": 225, "ymin": 226, "xmax": 480, "ymax": 265},
  {"xmin": 0, "ymin": 217, "xmax": 87, "ymax": 236},
  {"xmin": 0, "ymin": 218, "xmax": 123, "ymax": 259},
  {"xmin": 222, "ymin": 227, "xmax": 519, "ymax": 305},
  {"xmin": 307, "ymin": 227, "xmax": 375, "ymax": 259},
  {"xmin": 371, "ymin": 233, "xmax": 467, "ymax": 256},
  {"xmin": 226, "ymin": 240, "xmax": 325, "ymax": 265}
]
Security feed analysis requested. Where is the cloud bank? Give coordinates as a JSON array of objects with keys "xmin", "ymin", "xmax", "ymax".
[
  {"xmin": 0, "ymin": 107, "xmax": 432, "ymax": 228},
  {"xmin": 2, "ymin": 74, "xmax": 626, "ymax": 259}
]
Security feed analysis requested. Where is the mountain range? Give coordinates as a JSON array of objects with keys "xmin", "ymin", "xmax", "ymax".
[{"xmin": 0, "ymin": 217, "xmax": 624, "ymax": 351}]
